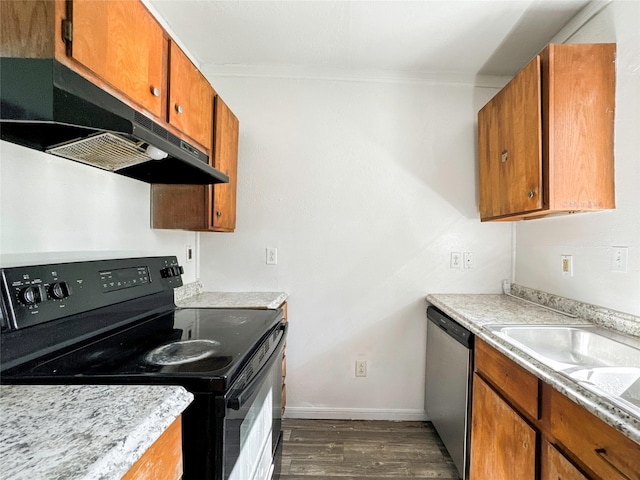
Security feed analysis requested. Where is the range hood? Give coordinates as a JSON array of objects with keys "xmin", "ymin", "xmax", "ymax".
[{"xmin": 0, "ymin": 58, "xmax": 229, "ymax": 185}]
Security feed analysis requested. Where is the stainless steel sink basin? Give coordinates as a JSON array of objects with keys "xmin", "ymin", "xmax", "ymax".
[
  {"xmin": 486, "ymin": 324, "xmax": 640, "ymax": 370},
  {"xmin": 485, "ymin": 324, "xmax": 640, "ymax": 415},
  {"xmin": 569, "ymin": 367, "xmax": 640, "ymax": 410}
]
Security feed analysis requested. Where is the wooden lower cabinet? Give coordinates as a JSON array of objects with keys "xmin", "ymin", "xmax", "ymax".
[
  {"xmin": 122, "ymin": 416, "xmax": 183, "ymax": 480},
  {"xmin": 471, "ymin": 339, "xmax": 640, "ymax": 480},
  {"xmin": 541, "ymin": 440, "xmax": 589, "ymax": 480},
  {"xmin": 546, "ymin": 387, "xmax": 640, "ymax": 480},
  {"xmin": 470, "ymin": 373, "xmax": 537, "ymax": 479}
]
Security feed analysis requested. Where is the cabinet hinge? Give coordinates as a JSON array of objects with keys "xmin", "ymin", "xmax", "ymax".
[{"xmin": 62, "ymin": 20, "xmax": 73, "ymax": 43}]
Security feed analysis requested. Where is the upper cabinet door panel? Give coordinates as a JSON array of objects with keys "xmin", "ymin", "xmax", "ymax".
[
  {"xmin": 168, "ymin": 42, "xmax": 213, "ymax": 150},
  {"xmin": 70, "ymin": 0, "xmax": 164, "ymax": 118},
  {"xmin": 211, "ymin": 96, "xmax": 239, "ymax": 231},
  {"xmin": 543, "ymin": 43, "xmax": 616, "ymax": 211},
  {"xmin": 478, "ymin": 43, "xmax": 615, "ymax": 221},
  {"xmin": 478, "ymin": 55, "xmax": 542, "ymax": 220}
]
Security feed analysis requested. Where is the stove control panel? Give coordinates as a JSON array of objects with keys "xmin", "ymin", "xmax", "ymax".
[
  {"xmin": 161, "ymin": 265, "xmax": 184, "ymax": 278},
  {"xmin": 0, "ymin": 256, "xmax": 183, "ymax": 331}
]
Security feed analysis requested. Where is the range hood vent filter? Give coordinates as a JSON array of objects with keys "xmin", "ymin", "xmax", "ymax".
[
  {"xmin": 47, "ymin": 133, "xmax": 153, "ymax": 171},
  {"xmin": 0, "ymin": 58, "xmax": 229, "ymax": 184}
]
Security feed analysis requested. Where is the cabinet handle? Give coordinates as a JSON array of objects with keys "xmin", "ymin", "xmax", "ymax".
[
  {"xmin": 595, "ymin": 448, "xmax": 633, "ymax": 480},
  {"xmin": 175, "ymin": 104, "xmax": 184, "ymax": 114},
  {"xmin": 527, "ymin": 191, "xmax": 535, "ymax": 199},
  {"xmin": 501, "ymin": 150, "xmax": 508, "ymax": 163},
  {"xmin": 150, "ymin": 86, "xmax": 160, "ymax": 97},
  {"xmin": 216, "ymin": 211, "xmax": 222, "ymax": 217}
]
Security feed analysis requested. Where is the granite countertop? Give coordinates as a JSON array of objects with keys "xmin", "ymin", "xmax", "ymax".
[
  {"xmin": 0, "ymin": 384, "xmax": 193, "ymax": 480},
  {"xmin": 175, "ymin": 281, "xmax": 288, "ymax": 309},
  {"xmin": 426, "ymin": 291, "xmax": 640, "ymax": 446}
]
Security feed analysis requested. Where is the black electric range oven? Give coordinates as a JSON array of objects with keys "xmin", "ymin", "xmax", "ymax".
[{"xmin": 0, "ymin": 256, "xmax": 287, "ymax": 480}]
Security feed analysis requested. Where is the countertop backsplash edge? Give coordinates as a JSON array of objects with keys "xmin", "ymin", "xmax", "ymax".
[{"xmin": 510, "ymin": 283, "xmax": 640, "ymax": 337}]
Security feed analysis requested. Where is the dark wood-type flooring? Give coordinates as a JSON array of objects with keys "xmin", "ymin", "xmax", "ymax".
[{"xmin": 280, "ymin": 419, "xmax": 461, "ymax": 479}]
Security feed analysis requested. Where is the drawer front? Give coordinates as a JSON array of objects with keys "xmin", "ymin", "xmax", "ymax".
[
  {"xmin": 475, "ymin": 338, "xmax": 539, "ymax": 420},
  {"xmin": 549, "ymin": 388, "xmax": 640, "ymax": 480}
]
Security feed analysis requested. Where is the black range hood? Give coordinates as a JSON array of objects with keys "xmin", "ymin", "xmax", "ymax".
[{"xmin": 0, "ymin": 58, "xmax": 229, "ymax": 185}]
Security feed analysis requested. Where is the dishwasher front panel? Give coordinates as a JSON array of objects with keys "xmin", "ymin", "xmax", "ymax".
[{"xmin": 425, "ymin": 307, "xmax": 473, "ymax": 479}]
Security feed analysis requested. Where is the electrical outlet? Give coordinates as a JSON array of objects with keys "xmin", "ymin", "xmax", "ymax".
[
  {"xmin": 266, "ymin": 247, "xmax": 278, "ymax": 265},
  {"xmin": 450, "ymin": 252, "xmax": 462, "ymax": 269},
  {"xmin": 612, "ymin": 247, "xmax": 628, "ymax": 273},
  {"xmin": 355, "ymin": 360, "xmax": 367, "ymax": 377},
  {"xmin": 561, "ymin": 255, "xmax": 573, "ymax": 277},
  {"xmin": 186, "ymin": 245, "xmax": 194, "ymax": 263},
  {"xmin": 463, "ymin": 252, "xmax": 473, "ymax": 269}
]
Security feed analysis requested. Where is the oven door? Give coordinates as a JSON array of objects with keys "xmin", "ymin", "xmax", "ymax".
[{"xmin": 224, "ymin": 322, "xmax": 287, "ymax": 480}]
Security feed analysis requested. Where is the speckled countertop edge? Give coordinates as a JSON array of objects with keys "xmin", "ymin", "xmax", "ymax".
[
  {"xmin": 175, "ymin": 282, "xmax": 288, "ymax": 310},
  {"xmin": 0, "ymin": 384, "xmax": 194, "ymax": 480},
  {"xmin": 425, "ymin": 293, "xmax": 640, "ymax": 446}
]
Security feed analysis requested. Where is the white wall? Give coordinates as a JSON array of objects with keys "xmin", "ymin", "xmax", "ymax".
[
  {"xmin": 0, "ymin": 141, "xmax": 199, "ymax": 282},
  {"xmin": 197, "ymin": 75, "xmax": 512, "ymax": 419},
  {"xmin": 515, "ymin": 1, "xmax": 640, "ymax": 316}
]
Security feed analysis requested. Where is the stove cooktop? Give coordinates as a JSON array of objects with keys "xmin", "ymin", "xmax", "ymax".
[{"xmin": 3, "ymin": 307, "xmax": 284, "ymax": 393}]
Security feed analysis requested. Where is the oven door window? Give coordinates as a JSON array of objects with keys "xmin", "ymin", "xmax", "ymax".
[{"xmin": 225, "ymin": 349, "xmax": 283, "ymax": 480}]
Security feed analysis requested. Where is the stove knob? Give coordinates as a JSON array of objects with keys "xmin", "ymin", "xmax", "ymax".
[
  {"xmin": 171, "ymin": 266, "xmax": 183, "ymax": 276},
  {"xmin": 18, "ymin": 285, "xmax": 46, "ymax": 306},
  {"xmin": 49, "ymin": 281, "xmax": 71, "ymax": 300},
  {"xmin": 160, "ymin": 267, "xmax": 172, "ymax": 278}
]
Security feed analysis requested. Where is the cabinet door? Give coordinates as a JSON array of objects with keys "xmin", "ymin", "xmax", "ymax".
[
  {"xmin": 210, "ymin": 96, "xmax": 239, "ymax": 231},
  {"xmin": 541, "ymin": 440, "xmax": 589, "ymax": 480},
  {"xmin": 122, "ymin": 416, "xmax": 183, "ymax": 480},
  {"xmin": 70, "ymin": 0, "xmax": 164, "ymax": 117},
  {"xmin": 169, "ymin": 42, "xmax": 213, "ymax": 151},
  {"xmin": 470, "ymin": 374, "xmax": 537, "ymax": 479},
  {"xmin": 548, "ymin": 386, "xmax": 640, "ymax": 480},
  {"xmin": 478, "ymin": 56, "xmax": 542, "ymax": 220}
]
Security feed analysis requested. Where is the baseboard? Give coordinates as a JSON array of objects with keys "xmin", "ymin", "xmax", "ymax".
[{"xmin": 283, "ymin": 407, "xmax": 428, "ymax": 421}]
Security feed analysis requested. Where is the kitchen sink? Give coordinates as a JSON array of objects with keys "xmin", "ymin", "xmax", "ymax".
[
  {"xmin": 485, "ymin": 324, "xmax": 640, "ymax": 415},
  {"xmin": 486, "ymin": 324, "xmax": 640, "ymax": 370},
  {"xmin": 568, "ymin": 366, "xmax": 640, "ymax": 410}
]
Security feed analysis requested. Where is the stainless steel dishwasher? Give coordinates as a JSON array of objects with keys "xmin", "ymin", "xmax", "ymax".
[{"xmin": 425, "ymin": 306, "xmax": 474, "ymax": 480}]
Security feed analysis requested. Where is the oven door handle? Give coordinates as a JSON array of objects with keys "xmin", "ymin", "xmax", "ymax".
[{"xmin": 228, "ymin": 321, "xmax": 288, "ymax": 411}]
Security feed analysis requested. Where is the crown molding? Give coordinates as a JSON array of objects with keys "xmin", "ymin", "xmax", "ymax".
[{"xmin": 201, "ymin": 64, "xmax": 510, "ymax": 88}]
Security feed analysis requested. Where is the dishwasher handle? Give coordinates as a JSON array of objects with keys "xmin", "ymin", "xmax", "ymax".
[{"xmin": 427, "ymin": 306, "xmax": 473, "ymax": 349}]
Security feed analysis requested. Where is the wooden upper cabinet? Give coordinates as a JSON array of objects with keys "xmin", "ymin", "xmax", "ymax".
[
  {"xmin": 168, "ymin": 42, "xmax": 213, "ymax": 151},
  {"xmin": 211, "ymin": 96, "xmax": 239, "ymax": 231},
  {"xmin": 479, "ymin": 56, "xmax": 542, "ymax": 220},
  {"xmin": 151, "ymin": 95, "xmax": 239, "ymax": 232},
  {"xmin": 0, "ymin": 0, "xmax": 216, "ymax": 154},
  {"xmin": 478, "ymin": 43, "xmax": 616, "ymax": 221},
  {"xmin": 69, "ymin": 0, "xmax": 165, "ymax": 118}
]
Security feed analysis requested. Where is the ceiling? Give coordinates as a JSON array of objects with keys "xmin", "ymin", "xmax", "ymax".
[{"xmin": 148, "ymin": 0, "xmax": 593, "ymax": 81}]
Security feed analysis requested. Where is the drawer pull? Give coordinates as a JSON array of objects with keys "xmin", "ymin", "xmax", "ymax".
[
  {"xmin": 175, "ymin": 104, "xmax": 184, "ymax": 114},
  {"xmin": 150, "ymin": 86, "xmax": 160, "ymax": 97},
  {"xmin": 595, "ymin": 448, "xmax": 633, "ymax": 480}
]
